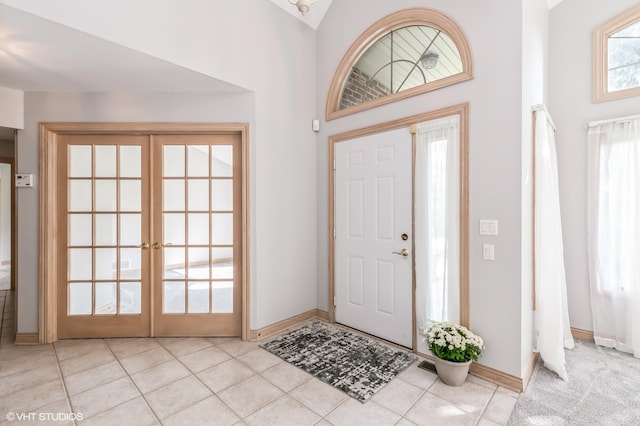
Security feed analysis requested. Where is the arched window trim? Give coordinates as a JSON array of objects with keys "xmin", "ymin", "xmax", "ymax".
[
  {"xmin": 326, "ymin": 8, "xmax": 473, "ymax": 121},
  {"xmin": 593, "ymin": 3, "xmax": 640, "ymax": 103}
]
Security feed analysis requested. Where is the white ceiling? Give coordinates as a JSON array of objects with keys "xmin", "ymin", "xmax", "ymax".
[
  {"xmin": 268, "ymin": 0, "xmax": 333, "ymax": 30},
  {"xmin": 0, "ymin": 1, "xmax": 333, "ymax": 95},
  {"xmin": 0, "ymin": 4, "xmax": 247, "ymax": 93},
  {"xmin": 274, "ymin": 1, "xmax": 565, "ymax": 28}
]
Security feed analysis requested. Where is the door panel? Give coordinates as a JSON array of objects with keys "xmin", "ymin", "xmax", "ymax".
[
  {"xmin": 152, "ymin": 134, "xmax": 242, "ymax": 336},
  {"xmin": 58, "ymin": 135, "xmax": 150, "ymax": 338},
  {"xmin": 334, "ymin": 127, "xmax": 413, "ymax": 348}
]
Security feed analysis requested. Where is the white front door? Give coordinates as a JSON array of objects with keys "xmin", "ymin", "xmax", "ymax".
[{"xmin": 334, "ymin": 127, "xmax": 413, "ymax": 348}]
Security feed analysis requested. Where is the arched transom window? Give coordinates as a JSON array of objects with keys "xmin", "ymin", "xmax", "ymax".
[{"xmin": 326, "ymin": 8, "xmax": 472, "ymax": 120}]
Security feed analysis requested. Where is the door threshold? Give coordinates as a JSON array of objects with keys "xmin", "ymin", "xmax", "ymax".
[{"xmin": 334, "ymin": 321, "xmax": 413, "ymax": 351}]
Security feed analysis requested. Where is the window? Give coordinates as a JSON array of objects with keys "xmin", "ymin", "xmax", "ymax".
[
  {"xmin": 326, "ymin": 8, "xmax": 472, "ymax": 120},
  {"xmin": 593, "ymin": 4, "xmax": 640, "ymax": 102},
  {"xmin": 587, "ymin": 116, "xmax": 640, "ymax": 354},
  {"xmin": 415, "ymin": 115, "xmax": 461, "ymax": 326}
]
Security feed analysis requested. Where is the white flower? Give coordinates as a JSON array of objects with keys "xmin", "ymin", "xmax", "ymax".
[{"xmin": 422, "ymin": 321, "xmax": 484, "ymax": 362}]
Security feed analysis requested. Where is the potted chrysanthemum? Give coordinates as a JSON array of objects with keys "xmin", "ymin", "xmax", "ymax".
[{"xmin": 423, "ymin": 321, "xmax": 484, "ymax": 386}]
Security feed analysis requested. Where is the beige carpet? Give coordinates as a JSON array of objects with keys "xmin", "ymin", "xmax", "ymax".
[{"xmin": 508, "ymin": 339, "xmax": 640, "ymax": 425}]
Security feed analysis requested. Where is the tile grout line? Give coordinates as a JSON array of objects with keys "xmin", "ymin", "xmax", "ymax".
[
  {"xmin": 267, "ymin": 364, "xmax": 348, "ymax": 422},
  {"xmin": 249, "ymin": 362, "xmax": 336, "ymax": 424},
  {"xmin": 475, "ymin": 385, "xmax": 499, "ymax": 426},
  {"xmin": 51, "ymin": 342, "xmax": 80, "ymax": 426},
  {"xmin": 108, "ymin": 339, "xmax": 172, "ymax": 376},
  {"xmin": 178, "ymin": 340, "xmax": 268, "ymax": 422},
  {"xmin": 54, "ymin": 340, "xmax": 118, "ymax": 377},
  {"xmin": 105, "ymin": 337, "xmax": 164, "ymax": 425},
  {"xmin": 419, "ymin": 367, "xmax": 499, "ymax": 425},
  {"xmin": 396, "ymin": 378, "xmax": 430, "ymax": 423},
  {"xmin": 56, "ymin": 338, "xmax": 162, "ymax": 424},
  {"xmin": 202, "ymin": 341, "xmax": 283, "ymax": 421},
  {"xmin": 390, "ymin": 361, "xmax": 438, "ymax": 423},
  {"xmin": 106, "ymin": 337, "xmax": 220, "ymax": 421},
  {"xmin": 0, "ymin": 292, "xmax": 5, "ymax": 342},
  {"xmin": 397, "ymin": 377, "xmax": 429, "ymax": 423},
  {"xmin": 151, "ymin": 337, "xmax": 241, "ymax": 423},
  {"xmin": 252, "ymin": 355, "xmax": 327, "ymax": 419}
]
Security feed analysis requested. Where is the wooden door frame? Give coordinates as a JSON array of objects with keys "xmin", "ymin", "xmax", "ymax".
[
  {"xmin": 328, "ymin": 104, "xmax": 469, "ymax": 350},
  {"xmin": 0, "ymin": 156, "xmax": 15, "ymax": 291},
  {"xmin": 39, "ymin": 122, "xmax": 250, "ymax": 343}
]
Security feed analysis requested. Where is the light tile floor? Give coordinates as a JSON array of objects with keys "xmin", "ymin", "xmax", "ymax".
[{"xmin": 0, "ymin": 290, "xmax": 518, "ymax": 425}]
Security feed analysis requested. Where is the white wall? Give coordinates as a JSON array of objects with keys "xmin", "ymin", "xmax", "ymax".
[
  {"xmin": 316, "ymin": 0, "xmax": 527, "ymax": 377},
  {"xmin": 521, "ymin": 0, "xmax": 549, "ymax": 374},
  {"xmin": 0, "ymin": 86, "xmax": 24, "ymax": 129},
  {"xmin": 549, "ymin": 0, "xmax": 639, "ymax": 332},
  {"xmin": 9, "ymin": 0, "xmax": 319, "ymax": 333}
]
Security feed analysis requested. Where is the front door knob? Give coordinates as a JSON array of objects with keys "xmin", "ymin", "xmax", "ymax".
[{"xmin": 392, "ymin": 249, "xmax": 409, "ymax": 257}]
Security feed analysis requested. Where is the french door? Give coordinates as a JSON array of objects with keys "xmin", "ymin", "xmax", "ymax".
[
  {"xmin": 152, "ymin": 135, "xmax": 241, "ymax": 336},
  {"xmin": 56, "ymin": 132, "xmax": 243, "ymax": 338}
]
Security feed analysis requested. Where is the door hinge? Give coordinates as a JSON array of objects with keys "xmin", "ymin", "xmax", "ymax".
[
  {"xmin": 333, "ymin": 295, "xmax": 337, "ymax": 308},
  {"xmin": 333, "ymin": 159, "xmax": 336, "ymax": 171},
  {"xmin": 333, "ymin": 227, "xmax": 336, "ymax": 239}
]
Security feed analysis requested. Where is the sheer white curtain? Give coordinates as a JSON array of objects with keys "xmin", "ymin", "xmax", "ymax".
[
  {"xmin": 588, "ymin": 117, "xmax": 640, "ymax": 356},
  {"xmin": 415, "ymin": 115, "xmax": 460, "ymax": 352},
  {"xmin": 533, "ymin": 109, "xmax": 574, "ymax": 381}
]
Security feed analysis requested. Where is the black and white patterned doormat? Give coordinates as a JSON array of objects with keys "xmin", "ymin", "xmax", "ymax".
[{"xmin": 260, "ymin": 321, "xmax": 417, "ymax": 403}]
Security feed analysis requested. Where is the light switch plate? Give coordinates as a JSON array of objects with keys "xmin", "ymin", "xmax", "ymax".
[
  {"xmin": 483, "ymin": 244, "xmax": 495, "ymax": 261},
  {"xmin": 479, "ymin": 219, "xmax": 498, "ymax": 236}
]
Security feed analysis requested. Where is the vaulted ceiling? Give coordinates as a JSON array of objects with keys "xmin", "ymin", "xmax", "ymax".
[
  {"xmin": 0, "ymin": 1, "xmax": 565, "ymax": 96},
  {"xmin": 0, "ymin": 4, "xmax": 246, "ymax": 93},
  {"xmin": 268, "ymin": 0, "xmax": 333, "ymax": 30}
]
